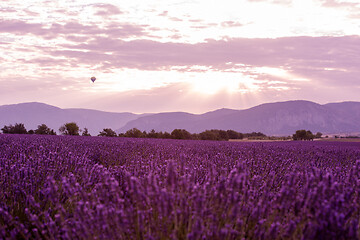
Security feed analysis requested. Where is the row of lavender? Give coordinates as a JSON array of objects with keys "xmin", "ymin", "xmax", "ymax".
[{"xmin": 0, "ymin": 134, "xmax": 360, "ymax": 239}]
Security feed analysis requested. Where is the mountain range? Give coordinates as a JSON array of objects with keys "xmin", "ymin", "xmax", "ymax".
[
  {"xmin": 0, "ymin": 102, "xmax": 139, "ymax": 135},
  {"xmin": 0, "ymin": 100, "xmax": 359, "ymax": 136}
]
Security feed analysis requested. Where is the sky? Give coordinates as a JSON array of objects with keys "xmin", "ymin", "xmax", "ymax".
[{"xmin": 1, "ymin": 0, "xmax": 360, "ymax": 113}]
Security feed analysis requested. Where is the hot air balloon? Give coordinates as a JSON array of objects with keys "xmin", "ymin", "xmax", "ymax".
[{"xmin": 90, "ymin": 76, "xmax": 96, "ymax": 83}]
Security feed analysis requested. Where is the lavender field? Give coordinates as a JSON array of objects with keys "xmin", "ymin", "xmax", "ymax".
[{"xmin": 1, "ymin": 134, "xmax": 360, "ymax": 239}]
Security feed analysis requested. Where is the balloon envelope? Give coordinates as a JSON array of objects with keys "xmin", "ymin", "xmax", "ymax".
[{"xmin": 91, "ymin": 77, "xmax": 96, "ymax": 83}]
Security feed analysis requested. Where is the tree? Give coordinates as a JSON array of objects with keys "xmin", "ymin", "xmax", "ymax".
[
  {"xmin": 199, "ymin": 130, "xmax": 219, "ymax": 140},
  {"xmin": 98, "ymin": 128, "xmax": 117, "ymax": 137},
  {"xmin": 124, "ymin": 128, "xmax": 143, "ymax": 138},
  {"xmin": 1, "ymin": 123, "xmax": 27, "ymax": 134},
  {"xmin": 197, "ymin": 129, "xmax": 229, "ymax": 141},
  {"xmin": 82, "ymin": 128, "xmax": 91, "ymax": 136},
  {"xmin": 218, "ymin": 130, "xmax": 229, "ymax": 141},
  {"xmin": 14, "ymin": 123, "xmax": 28, "ymax": 134},
  {"xmin": 306, "ymin": 130, "xmax": 315, "ymax": 140},
  {"xmin": 147, "ymin": 129, "xmax": 158, "ymax": 138},
  {"xmin": 171, "ymin": 129, "xmax": 192, "ymax": 140},
  {"xmin": 35, "ymin": 124, "xmax": 56, "ymax": 135},
  {"xmin": 161, "ymin": 131, "xmax": 172, "ymax": 139},
  {"xmin": 293, "ymin": 130, "xmax": 304, "ymax": 140},
  {"xmin": 226, "ymin": 130, "xmax": 243, "ymax": 139},
  {"xmin": 293, "ymin": 130, "xmax": 306, "ymax": 140},
  {"xmin": 315, "ymin": 132, "xmax": 322, "ymax": 139},
  {"xmin": 244, "ymin": 132, "xmax": 266, "ymax": 138},
  {"xmin": 1, "ymin": 125, "xmax": 11, "ymax": 134},
  {"xmin": 293, "ymin": 130, "xmax": 314, "ymax": 141},
  {"xmin": 59, "ymin": 122, "xmax": 80, "ymax": 136}
]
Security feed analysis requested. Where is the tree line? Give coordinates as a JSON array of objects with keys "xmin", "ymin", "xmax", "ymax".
[
  {"xmin": 1, "ymin": 123, "xmax": 87, "ymax": 136},
  {"xmin": 118, "ymin": 128, "xmax": 263, "ymax": 141},
  {"xmin": 1, "ymin": 122, "xmax": 266, "ymax": 141},
  {"xmin": 292, "ymin": 130, "xmax": 322, "ymax": 141},
  {"xmin": 1, "ymin": 123, "xmax": 57, "ymax": 135},
  {"xmin": 1, "ymin": 122, "xmax": 324, "ymax": 141}
]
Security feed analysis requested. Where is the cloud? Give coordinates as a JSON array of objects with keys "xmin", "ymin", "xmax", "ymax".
[
  {"xmin": 319, "ymin": 0, "xmax": 359, "ymax": 8},
  {"xmin": 248, "ymin": 0, "xmax": 292, "ymax": 5},
  {"xmin": 0, "ymin": 41, "xmax": 11, "ymax": 45},
  {"xmin": 169, "ymin": 17, "xmax": 183, "ymax": 22},
  {"xmin": 0, "ymin": 7, "xmax": 17, "ymax": 13},
  {"xmin": 190, "ymin": 23, "xmax": 217, "ymax": 29},
  {"xmin": 158, "ymin": 11, "xmax": 169, "ymax": 17},
  {"xmin": 319, "ymin": 0, "xmax": 360, "ymax": 19},
  {"xmin": 158, "ymin": 10, "xmax": 183, "ymax": 22},
  {"xmin": 272, "ymin": 0, "xmax": 292, "ymax": 5},
  {"xmin": 44, "ymin": 35, "xmax": 360, "ymax": 90},
  {"xmin": 0, "ymin": 19, "xmax": 149, "ymax": 40},
  {"xmin": 188, "ymin": 19, "xmax": 203, "ymax": 23},
  {"xmin": 2, "ymin": 14, "xmax": 360, "ymax": 96},
  {"xmin": 0, "ymin": 20, "xmax": 45, "ymax": 35},
  {"xmin": 18, "ymin": 57, "xmax": 70, "ymax": 68},
  {"xmin": 221, "ymin": 21, "xmax": 244, "ymax": 28},
  {"xmin": 92, "ymin": 4, "xmax": 124, "ymax": 16},
  {"xmin": 55, "ymin": 36, "xmax": 358, "ymax": 67}
]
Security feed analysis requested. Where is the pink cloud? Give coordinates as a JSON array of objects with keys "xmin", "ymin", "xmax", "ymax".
[
  {"xmin": 92, "ymin": 4, "xmax": 124, "ymax": 16},
  {"xmin": 319, "ymin": 0, "xmax": 359, "ymax": 8},
  {"xmin": 104, "ymin": 23, "xmax": 149, "ymax": 37},
  {"xmin": 158, "ymin": 11, "xmax": 169, "ymax": 17},
  {"xmin": 0, "ymin": 7, "xmax": 17, "ymax": 13},
  {"xmin": 188, "ymin": 19, "xmax": 203, "ymax": 23},
  {"xmin": 248, "ymin": 0, "xmax": 292, "ymax": 5},
  {"xmin": 221, "ymin": 21, "xmax": 244, "ymax": 28},
  {"xmin": 54, "ymin": 9, "xmax": 79, "ymax": 17},
  {"xmin": 190, "ymin": 25, "xmax": 210, "ymax": 29},
  {"xmin": 158, "ymin": 11, "xmax": 183, "ymax": 22},
  {"xmin": 319, "ymin": 0, "xmax": 360, "ymax": 18},
  {"xmin": 170, "ymin": 34, "xmax": 183, "ymax": 40},
  {"xmin": 2, "ymin": 14, "xmax": 359, "ymax": 93},
  {"xmin": 47, "ymin": 36, "xmax": 360, "ymax": 88},
  {"xmin": 190, "ymin": 23, "xmax": 217, "ymax": 29},
  {"xmin": 65, "ymin": 35, "xmax": 92, "ymax": 43},
  {"xmin": 0, "ymin": 20, "xmax": 45, "ymax": 35},
  {"xmin": 0, "ymin": 19, "xmax": 149, "ymax": 39},
  {"xmin": 23, "ymin": 9, "xmax": 40, "ymax": 17},
  {"xmin": 349, "ymin": 13, "xmax": 360, "ymax": 19},
  {"xmin": 18, "ymin": 57, "xmax": 70, "ymax": 67},
  {"xmin": 272, "ymin": 0, "xmax": 292, "ymax": 5},
  {"xmin": 169, "ymin": 17, "xmax": 183, "ymax": 22}
]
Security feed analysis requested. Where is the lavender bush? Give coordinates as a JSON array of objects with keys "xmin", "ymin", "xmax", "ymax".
[{"xmin": 0, "ymin": 134, "xmax": 360, "ymax": 239}]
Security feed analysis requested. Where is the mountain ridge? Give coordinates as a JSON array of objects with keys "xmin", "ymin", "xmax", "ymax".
[
  {"xmin": 117, "ymin": 100, "xmax": 360, "ymax": 135},
  {"xmin": 0, "ymin": 100, "xmax": 359, "ymax": 136},
  {"xmin": 0, "ymin": 102, "xmax": 140, "ymax": 135}
]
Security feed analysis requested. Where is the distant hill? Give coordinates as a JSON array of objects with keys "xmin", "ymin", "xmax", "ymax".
[
  {"xmin": 0, "ymin": 102, "xmax": 140, "ymax": 135},
  {"xmin": 1, "ymin": 100, "xmax": 359, "ymax": 136},
  {"xmin": 117, "ymin": 100, "xmax": 360, "ymax": 135}
]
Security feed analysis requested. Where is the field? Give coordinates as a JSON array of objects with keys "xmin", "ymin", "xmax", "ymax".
[
  {"xmin": 1, "ymin": 134, "xmax": 360, "ymax": 239},
  {"xmin": 318, "ymin": 138, "xmax": 360, "ymax": 143}
]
